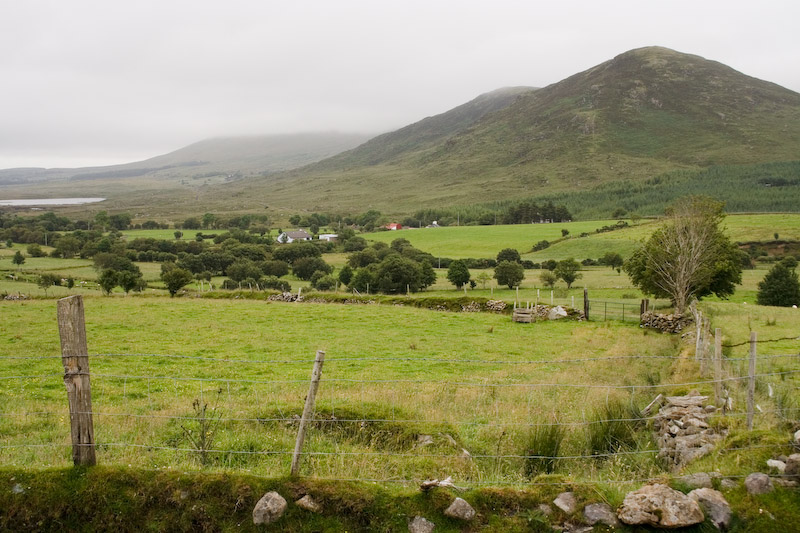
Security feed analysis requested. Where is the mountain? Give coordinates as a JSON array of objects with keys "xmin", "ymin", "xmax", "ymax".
[
  {"xmin": 223, "ymin": 46, "xmax": 800, "ymax": 214},
  {"xmin": 0, "ymin": 132, "xmax": 372, "ymax": 187}
]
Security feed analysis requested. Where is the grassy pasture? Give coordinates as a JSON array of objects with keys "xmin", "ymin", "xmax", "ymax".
[
  {"xmin": 121, "ymin": 229, "xmax": 222, "ymax": 241},
  {"xmin": 363, "ymin": 214, "xmax": 800, "ymax": 261},
  {"xmin": 1, "ymin": 297, "xmax": 679, "ymax": 483}
]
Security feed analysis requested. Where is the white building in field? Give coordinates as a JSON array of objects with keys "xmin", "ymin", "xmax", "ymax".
[{"xmin": 277, "ymin": 230, "xmax": 312, "ymax": 243}]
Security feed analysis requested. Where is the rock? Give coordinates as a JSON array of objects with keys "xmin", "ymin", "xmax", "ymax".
[
  {"xmin": 553, "ymin": 492, "xmax": 578, "ymax": 514},
  {"xmin": 536, "ymin": 503, "xmax": 553, "ymax": 516},
  {"xmin": 295, "ymin": 494, "xmax": 321, "ymax": 513},
  {"xmin": 444, "ymin": 497, "xmax": 476, "ymax": 521},
  {"xmin": 11, "ymin": 483, "xmax": 24, "ymax": 494},
  {"xmin": 720, "ymin": 479, "xmax": 738, "ymax": 490},
  {"xmin": 766, "ymin": 459, "xmax": 786, "ymax": 473},
  {"xmin": 252, "ymin": 491, "xmax": 287, "ymax": 525},
  {"xmin": 417, "ymin": 434, "xmax": 434, "ymax": 447},
  {"xmin": 774, "ymin": 479, "xmax": 799, "ymax": 488},
  {"xmin": 408, "ymin": 516, "xmax": 435, "ymax": 533},
  {"xmin": 744, "ymin": 473, "xmax": 773, "ymax": 495},
  {"xmin": 794, "ymin": 429, "xmax": 800, "ymax": 445},
  {"xmin": 689, "ymin": 488, "xmax": 731, "ymax": 530},
  {"xmin": 617, "ymin": 484, "xmax": 704, "ymax": 528},
  {"xmin": 785, "ymin": 454, "xmax": 800, "ymax": 478},
  {"xmin": 680, "ymin": 472, "xmax": 713, "ymax": 489},
  {"xmin": 583, "ymin": 503, "xmax": 619, "ymax": 527},
  {"xmin": 548, "ymin": 305, "xmax": 568, "ymax": 320}
]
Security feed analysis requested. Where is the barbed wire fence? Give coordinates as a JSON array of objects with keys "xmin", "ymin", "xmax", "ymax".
[{"xmin": 0, "ymin": 295, "xmax": 797, "ymax": 488}]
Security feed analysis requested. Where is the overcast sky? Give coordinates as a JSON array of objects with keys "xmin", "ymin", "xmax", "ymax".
[{"xmin": 2, "ymin": 0, "xmax": 799, "ymax": 169}]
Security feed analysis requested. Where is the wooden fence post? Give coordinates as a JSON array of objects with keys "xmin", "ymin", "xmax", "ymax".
[
  {"xmin": 57, "ymin": 295, "xmax": 96, "ymax": 466},
  {"xmin": 291, "ymin": 350, "xmax": 326, "ymax": 477},
  {"xmin": 747, "ymin": 332, "xmax": 757, "ymax": 430},
  {"xmin": 583, "ymin": 288, "xmax": 589, "ymax": 320},
  {"xmin": 714, "ymin": 328, "xmax": 723, "ymax": 405},
  {"xmin": 694, "ymin": 312, "xmax": 703, "ymax": 362}
]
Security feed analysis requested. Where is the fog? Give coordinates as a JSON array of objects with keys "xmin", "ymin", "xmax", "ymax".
[{"xmin": 1, "ymin": 0, "xmax": 798, "ymax": 168}]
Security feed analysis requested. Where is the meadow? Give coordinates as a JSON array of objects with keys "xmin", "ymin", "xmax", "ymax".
[{"xmin": 1, "ymin": 297, "xmax": 682, "ymax": 484}]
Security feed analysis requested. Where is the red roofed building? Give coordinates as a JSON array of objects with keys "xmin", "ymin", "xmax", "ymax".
[{"xmin": 385, "ymin": 223, "xmax": 402, "ymax": 231}]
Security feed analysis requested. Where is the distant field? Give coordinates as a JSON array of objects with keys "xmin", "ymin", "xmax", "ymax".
[
  {"xmin": 365, "ymin": 220, "xmax": 628, "ymax": 259},
  {"xmin": 364, "ymin": 214, "xmax": 800, "ymax": 261},
  {"xmin": 122, "ymin": 229, "xmax": 222, "ymax": 240}
]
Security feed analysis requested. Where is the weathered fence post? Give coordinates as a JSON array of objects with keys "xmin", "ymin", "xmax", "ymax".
[
  {"xmin": 57, "ymin": 295, "xmax": 96, "ymax": 466},
  {"xmin": 714, "ymin": 328, "xmax": 723, "ymax": 405},
  {"xmin": 694, "ymin": 312, "xmax": 704, "ymax": 362},
  {"xmin": 747, "ymin": 332, "xmax": 757, "ymax": 430},
  {"xmin": 291, "ymin": 350, "xmax": 326, "ymax": 477},
  {"xmin": 583, "ymin": 288, "xmax": 589, "ymax": 320}
]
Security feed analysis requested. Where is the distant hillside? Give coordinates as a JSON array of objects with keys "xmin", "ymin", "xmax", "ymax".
[
  {"xmin": 0, "ymin": 132, "xmax": 371, "ymax": 187},
  {"xmin": 225, "ymin": 46, "xmax": 800, "ymax": 214}
]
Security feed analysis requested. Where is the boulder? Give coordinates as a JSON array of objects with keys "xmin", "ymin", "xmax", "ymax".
[
  {"xmin": 295, "ymin": 494, "xmax": 322, "ymax": 513},
  {"xmin": 617, "ymin": 484, "xmax": 704, "ymax": 528},
  {"xmin": 744, "ymin": 473, "xmax": 773, "ymax": 495},
  {"xmin": 408, "ymin": 516, "xmax": 435, "ymax": 533},
  {"xmin": 766, "ymin": 459, "xmax": 786, "ymax": 473},
  {"xmin": 679, "ymin": 472, "xmax": 713, "ymax": 489},
  {"xmin": 548, "ymin": 305, "xmax": 568, "ymax": 320},
  {"xmin": 689, "ymin": 488, "xmax": 732, "ymax": 530},
  {"xmin": 444, "ymin": 498, "xmax": 475, "ymax": 521},
  {"xmin": 583, "ymin": 502, "xmax": 619, "ymax": 527},
  {"xmin": 253, "ymin": 491, "xmax": 287, "ymax": 525},
  {"xmin": 785, "ymin": 454, "xmax": 800, "ymax": 478},
  {"xmin": 553, "ymin": 491, "xmax": 578, "ymax": 514}
]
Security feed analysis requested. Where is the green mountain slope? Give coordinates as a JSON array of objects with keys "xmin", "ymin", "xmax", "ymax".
[{"xmin": 230, "ymin": 46, "xmax": 800, "ymax": 214}]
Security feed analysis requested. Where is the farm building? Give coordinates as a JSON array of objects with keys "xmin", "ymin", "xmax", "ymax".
[
  {"xmin": 384, "ymin": 223, "xmax": 402, "ymax": 230},
  {"xmin": 277, "ymin": 230, "xmax": 312, "ymax": 243},
  {"xmin": 318, "ymin": 234, "xmax": 338, "ymax": 242}
]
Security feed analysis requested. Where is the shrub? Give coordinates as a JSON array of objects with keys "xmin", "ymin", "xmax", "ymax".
[
  {"xmin": 533, "ymin": 240, "xmax": 550, "ymax": 251},
  {"xmin": 587, "ymin": 399, "xmax": 643, "ymax": 455},
  {"xmin": 524, "ymin": 422, "xmax": 565, "ymax": 476},
  {"xmin": 757, "ymin": 262, "xmax": 800, "ymax": 307},
  {"xmin": 494, "ymin": 261, "xmax": 524, "ymax": 289}
]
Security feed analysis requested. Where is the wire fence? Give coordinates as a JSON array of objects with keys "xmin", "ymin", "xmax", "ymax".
[{"xmin": 0, "ymin": 296, "xmax": 797, "ymax": 487}]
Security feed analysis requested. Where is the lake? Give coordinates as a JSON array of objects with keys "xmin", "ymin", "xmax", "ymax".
[{"xmin": 0, "ymin": 198, "xmax": 105, "ymax": 206}]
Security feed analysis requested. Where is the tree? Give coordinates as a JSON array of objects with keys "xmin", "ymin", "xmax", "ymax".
[
  {"xmin": 292, "ymin": 256, "xmax": 332, "ymax": 281},
  {"xmin": 12, "ymin": 250, "xmax": 25, "ymax": 268},
  {"xmin": 53, "ymin": 236, "xmax": 81, "ymax": 258},
  {"xmin": 118, "ymin": 270, "xmax": 145, "ymax": 294},
  {"xmin": 161, "ymin": 267, "xmax": 194, "ymax": 297},
  {"xmin": 447, "ymin": 260, "xmax": 471, "ymax": 289},
  {"xmin": 94, "ymin": 211, "xmax": 110, "ymax": 232},
  {"xmin": 374, "ymin": 254, "xmax": 425, "ymax": 293},
  {"xmin": 554, "ymin": 258, "xmax": 582, "ymax": 289},
  {"xmin": 174, "ymin": 230, "xmax": 183, "ymax": 240},
  {"xmin": 494, "ymin": 260, "xmax": 524, "ymax": 289},
  {"xmin": 539, "ymin": 270, "xmax": 557, "ymax": 288},
  {"xmin": 338, "ymin": 265, "xmax": 354, "ymax": 287},
  {"xmin": 496, "ymin": 248, "xmax": 521, "ymax": 264},
  {"xmin": 624, "ymin": 197, "xmax": 742, "ymax": 314},
  {"xmin": 98, "ymin": 269, "xmax": 118, "ymax": 295},
  {"xmin": 757, "ymin": 262, "xmax": 800, "ymax": 307},
  {"xmin": 476, "ymin": 271, "xmax": 492, "ymax": 289},
  {"xmin": 37, "ymin": 273, "xmax": 61, "ymax": 296},
  {"xmin": 26, "ymin": 243, "xmax": 45, "ymax": 257},
  {"xmin": 561, "ymin": 229, "xmax": 570, "ymax": 237},
  {"xmin": 599, "ymin": 252, "xmax": 624, "ymax": 270}
]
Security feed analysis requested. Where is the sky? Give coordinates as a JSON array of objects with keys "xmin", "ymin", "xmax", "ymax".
[{"xmin": 1, "ymin": 0, "xmax": 799, "ymax": 169}]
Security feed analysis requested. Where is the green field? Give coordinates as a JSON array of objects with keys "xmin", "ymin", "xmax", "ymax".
[
  {"xmin": 1, "ymin": 297, "xmax": 680, "ymax": 483},
  {"xmin": 365, "ymin": 214, "xmax": 800, "ymax": 261}
]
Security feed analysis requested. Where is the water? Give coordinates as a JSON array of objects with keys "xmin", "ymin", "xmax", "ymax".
[{"xmin": 0, "ymin": 197, "xmax": 105, "ymax": 206}]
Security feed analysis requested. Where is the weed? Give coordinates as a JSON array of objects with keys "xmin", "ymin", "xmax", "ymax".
[{"xmin": 181, "ymin": 388, "xmax": 223, "ymax": 466}]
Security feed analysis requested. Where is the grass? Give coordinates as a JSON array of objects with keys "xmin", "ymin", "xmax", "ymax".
[
  {"xmin": 0, "ymin": 297, "xmax": 678, "ymax": 484},
  {"xmin": 362, "ymin": 214, "xmax": 800, "ymax": 261}
]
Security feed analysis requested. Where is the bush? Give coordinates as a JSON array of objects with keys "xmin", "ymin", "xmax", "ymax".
[
  {"xmin": 757, "ymin": 262, "xmax": 800, "ymax": 307},
  {"xmin": 447, "ymin": 260, "xmax": 471, "ymax": 289},
  {"xmin": 524, "ymin": 422, "xmax": 565, "ymax": 476},
  {"xmin": 312, "ymin": 274, "xmax": 337, "ymax": 291},
  {"xmin": 293, "ymin": 256, "xmax": 333, "ymax": 281},
  {"xmin": 533, "ymin": 240, "xmax": 550, "ymax": 251},
  {"xmin": 587, "ymin": 399, "xmax": 643, "ymax": 455},
  {"xmin": 496, "ymin": 248, "xmax": 521, "ymax": 264}
]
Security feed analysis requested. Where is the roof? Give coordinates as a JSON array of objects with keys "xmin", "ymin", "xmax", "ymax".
[{"xmin": 284, "ymin": 230, "xmax": 311, "ymax": 239}]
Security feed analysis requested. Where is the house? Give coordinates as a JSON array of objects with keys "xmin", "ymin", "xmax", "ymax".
[
  {"xmin": 277, "ymin": 230, "xmax": 312, "ymax": 243},
  {"xmin": 318, "ymin": 233, "xmax": 338, "ymax": 242},
  {"xmin": 384, "ymin": 223, "xmax": 402, "ymax": 231}
]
